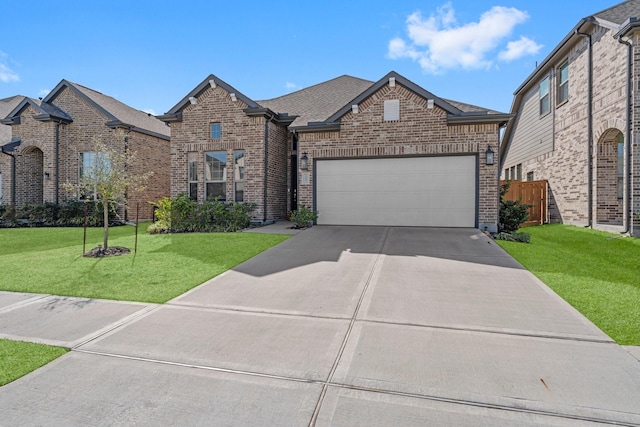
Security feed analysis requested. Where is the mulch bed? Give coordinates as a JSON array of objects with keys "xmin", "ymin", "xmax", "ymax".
[{"xmin": 83, "ymin": 245, "xmax": 131, "ymax": 258}]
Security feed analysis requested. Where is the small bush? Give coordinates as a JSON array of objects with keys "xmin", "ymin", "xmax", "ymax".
[
  {"xmin": 148, "ymin": 194, "xmax": 256, "ymax": 233},
  {"xmin": 499, "ymin": 181, "xmax": 531, "ymax": 233},
  {"xmin": 290, "ymin": 205, "xmax": 318, "ymax": 228},
  {"xmin": 495, "ymin": 232, "xmax": 531, "ymax": 243},
  {"xmin": 1, "ymin": 200, "xmax": 118, "ymax": 228}
]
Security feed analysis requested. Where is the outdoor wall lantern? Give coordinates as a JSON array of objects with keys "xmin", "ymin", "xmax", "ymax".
[
  {"xmin": 485, "ymin": 146, "xmax": 495, "ymax": 165},
  {"xmin": 300, "ymin": 153, "xmax": 309, "ymax": 170}
]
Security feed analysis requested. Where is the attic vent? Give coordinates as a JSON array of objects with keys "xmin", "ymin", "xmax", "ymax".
[{"xmin": 384, "ymin": 99, "xmax": 400, "ymax": 121}]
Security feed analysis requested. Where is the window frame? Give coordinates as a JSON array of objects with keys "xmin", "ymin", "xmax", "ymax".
[
  {"xmin": 187, "ymin": 152, "xmax": 199, "ymax": 200},
  {"xmin": 233, "ymin": 150, "xmax": 245, "ymax": 203},
  {"xmin": 617, "ymin": 134, "xmax": 624, "ymax": 200},
  {"xmin": 210, "ymin": 123, "xmax": 222, "ymax": 140},
  {"xmin": 557, "ymin": 62, "xmax": 569, "ymax": 105},
  {"xmin": 205, "ymin": 151, "xmax": 227, "ymax": 201},
  {"xmin": 78, "ymin": 151, "xmax": 109, "ymax": 200},
  {"xmin": 539, "ymin": 75, "xmax": 551, "ymax": 116}
]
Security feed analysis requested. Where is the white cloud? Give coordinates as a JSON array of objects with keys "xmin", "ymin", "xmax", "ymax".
[
  {"xmin": 38, "ymin": 89, "xmax": 51, "ymax": 98},
  {"xmin": 498, "ymin": 36, "xmax": 542, "ymax": 61},
  {"xmin": 388, "ymin": 2, "xmax": 535, "ymax": 73},
  {"xmin": 142, "ymin": 108, "xmax": 157, "ymax": 115},
  {"xmin": 0, "ymin": 51, "xmax": 19, "ymax": 83},
  {"xmin": 285, "ymin": 82, "xmax": 300, "ymax": 91}
]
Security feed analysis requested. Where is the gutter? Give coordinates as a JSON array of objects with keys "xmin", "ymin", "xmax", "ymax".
[
  {"xmin": 616, "ymin": 33, "xmax": 634, "ymax": 235},
  {"xmin": 576, "ymin": 25, "xmax": 593, "ymax": 228}
]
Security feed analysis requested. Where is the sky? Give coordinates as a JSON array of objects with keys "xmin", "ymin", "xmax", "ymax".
[{"xmin": 0, "ymin": 0, "xmax": 620, "ymax": 116}]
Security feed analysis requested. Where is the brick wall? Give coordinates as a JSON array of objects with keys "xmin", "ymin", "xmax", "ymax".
[
  {"xmin": 515, "ymin": 24, "xmax": 630, "ymax": 231},
  {"xmin": 297, "ymin": 83, "xmax": 500, "ymax": 231},
  {"xmin": 168, "ymin": 85, "xmax": 289, "ymax": 222},
  {"xmin": 6, "ymin": 88, "xmax": 169, "ymax": 221}
]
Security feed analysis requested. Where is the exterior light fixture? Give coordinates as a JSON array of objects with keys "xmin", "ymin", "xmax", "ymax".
[
  {"xmin": 300, "ymin": 153, "xmax": 309, "ymax": 170},
  {"xmin": 44, "ymin": 172, "xmax": 50, "ymax": 180},
  {"xmin": 485, "ymin": 146, "xmax": 495, "ymax": 165},
  {"xmin": 230, "ymin": 93, "xmax": 237, "ymax": 102}
]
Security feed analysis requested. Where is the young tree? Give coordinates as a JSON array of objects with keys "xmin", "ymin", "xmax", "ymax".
[{"xmin": 65, "ymin": 130, "xmax": 152, "ymax": 251}]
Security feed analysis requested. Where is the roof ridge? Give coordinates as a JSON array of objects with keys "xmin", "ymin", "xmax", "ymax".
[
  {"xmin": 258, "ymin": 74, "xmax": 374, "ymax": 103},
  {"xmin": 593, "ymin": 0, "xmax": 636, "ymax": 18}
]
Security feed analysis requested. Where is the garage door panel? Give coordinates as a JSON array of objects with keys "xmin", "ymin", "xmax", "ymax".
[{"xmin": 316, "ymin": 156, "xmax": 476, "ymax": 227}]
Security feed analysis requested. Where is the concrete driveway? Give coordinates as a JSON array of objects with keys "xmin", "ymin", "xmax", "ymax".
[{"xmin": 1, "ymin": 226, "xmax": 639, "ymax": 426}]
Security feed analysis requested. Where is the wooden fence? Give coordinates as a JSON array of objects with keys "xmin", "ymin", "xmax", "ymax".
[{"xmin": 500, "ymin": 180, "xmax": 548, "ymax": 227}]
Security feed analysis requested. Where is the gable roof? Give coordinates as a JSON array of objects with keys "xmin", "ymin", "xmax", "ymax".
[
  {"xmin": 1, "ymin": 97, "xmax": 73, "ymax": 126},
  {"xmin": 258, "ymin": 75, "xmax": 374, "ymax": 128},
  {"xmin": 43, "ymin": 80, "xmax": 170, "ymax": 140},
  {"xmin": 595, "ymin": 0, "xmax": 640, "ymax": 27},
  {"xmin": 500, "ymin": 0, "xmax": 640, "ymax": 168},
  {"xmin": 0, "ymin": 95, "xmax": 23, "ymax": 143}
]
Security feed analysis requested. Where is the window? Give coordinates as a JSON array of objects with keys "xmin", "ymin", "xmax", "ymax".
[
  {"xmin": 384, "ymin": 99, "xmax": 400, "ymax": 121},
  {"xmin": 558, "ymin": 62, "xmax": 569, "ymax": 104},
  {"xmin": 504, "ymin": 168, "xmax": 510, "ymax": 180},
  {"xmin": 210, "ymin": 123, "xmax": 222, "ymax": 140},
  {"xmin": 617, "ymin": 134, "xmax": 624, "ymax": 200},
  {"xmin": 79, "ymin": 152, "xmax": 109, "ymax": 199},
  {"xmin": 188, "ymin": 152, "xmax": 198, "ymax": 200},
  {"xmin": 516, "ymin": 164, "xmax": 522, "ymax": 181},
  {"xmin": 510, "ymin": 166, "xmax": 516, "ymax": 180},
  {"xmin": 205, "ymin": 151, "xmax": 227, "ymax": 200},
  {"xmin": 233, "ymin": 150, "xmax": 245, "ymax": 202},
  {"xmin": 527, "ymin": 171, "xmax": 534, "ymax": 181},
  {"xmin": 539, "ymin": 76, "xmax": 550, "ymax": 116}
]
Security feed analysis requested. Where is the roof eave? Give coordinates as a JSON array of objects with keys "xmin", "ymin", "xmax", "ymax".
[
  {"xmin": 447, "ymin": 114, "xmax": 513, "ymax": 125},
  {"xmin": 156, "ymin": 112, "xmax": 182, "ymax": 123},
  {"xmin": 614, "ymin": 17, "xmax": 640, "ymax": 38},
  {"xmin": 1, "ymin": 137, "xmax": 22, "ymax": 152},
  {"xmin": 243, "ymin": 107, "xmax": 298, "ymax": 125},
  {"xmin": 292, "ymin": 122, "xmax": 341, "ymax": 133}
]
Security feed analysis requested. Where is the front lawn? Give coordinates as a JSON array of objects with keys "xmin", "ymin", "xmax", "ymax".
[
  {"xmin": 0, "ymin": 339, "xmax": 67, "ymax": 386},
  {"xmin": 0, "ymin": 224, "xmax": 289, "ymax": 303},
  {"xmin": 497, "ymin": 224, "xmax": 640, "ymax": 345}
]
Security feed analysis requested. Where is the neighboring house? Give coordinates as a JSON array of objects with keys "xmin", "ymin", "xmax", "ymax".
[
  {"xmin": 0, "ymin": 80, "xmax": 171, "ymax": 220},
  {"xmin": 501, "ymin": 0, "xmax": 640, "ymax": 236},
  {"xmin": 0, "ymin": 95, "xmax": 23, "ymax": 205},
  {"xmin": 160, "ymin": 71, "xmax": 511, "ymax": 231}
]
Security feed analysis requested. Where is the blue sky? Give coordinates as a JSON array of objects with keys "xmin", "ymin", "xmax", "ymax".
[{"xmin": 0, "ymin": 1, "xmax": 618, "ymax": 116}]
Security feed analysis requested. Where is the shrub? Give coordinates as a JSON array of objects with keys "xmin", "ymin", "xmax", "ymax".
[
  {"xmin": 495, "ymin": 231, "xmax": 531, "ymax": 243},
  {"xmin": 290, "ymin": 205, "xmax": 318, "ymax": 228},
  {"xmin": 0, "ymin": 200, "xmax": 118, "ymax": 228},
  {"xmin": 499, "ymin": 181, "xmax": 530, "ymax": 233},
  {"xmin": 148, "ymin": 194, "xmax": 256, "ymax": 233}
]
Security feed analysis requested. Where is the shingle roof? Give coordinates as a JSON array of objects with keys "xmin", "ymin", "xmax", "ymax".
[
  {"xmin": 258, "ymin": 75, "xmax": 374, "ymax": 127},
  {"xmin": 0, "ymin": 95, "xmax": 23, "ymax": 143},
  {"xmin": 595, "ymin": 0, "xmax": 640, "ymax": 26},
  {"xmin": 44, "ymin": 81, "xmax": 170, "ymax": 140},
  {"xmin": 442, "ymin": 98, "xmax": 502, "ymax": 114}
]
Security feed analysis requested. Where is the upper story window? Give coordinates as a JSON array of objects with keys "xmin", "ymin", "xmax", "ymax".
[
  {"xmin": 557, "ymin": 62, "xmax": 569, "ymax": 104},
  {"xmin": 539, "ymin": 76, "xmax": 550, "ymax": 116},
  {"xmin": 384, "ymin": 100, "xmax": 400, "ymax": 121},
  {"xmin": 210, "ymin": 123, "xmax": 222, "ymax": 140}
]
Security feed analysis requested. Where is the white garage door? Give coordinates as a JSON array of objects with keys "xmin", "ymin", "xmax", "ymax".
[{"xmin": 316, "ymin": 156, "xmax": 476, "ymax": 227}]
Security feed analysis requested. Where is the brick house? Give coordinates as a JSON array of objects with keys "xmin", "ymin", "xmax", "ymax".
[
  {"xmin": 160, "ymin": 71, "xmax": 511, "ymax": 231},
  {"xmin": 0, "ymin": 80, "xmax": 171, "ymax": 220},
  {"xmin": 501, "ymin": 0, "xmax": 640, "ymax": 236}
]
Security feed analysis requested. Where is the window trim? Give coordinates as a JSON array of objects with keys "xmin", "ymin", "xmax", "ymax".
[
  {"xmin": 187, "ymin": 152, "xmax": 198, "ymax": 200},
  {"xmin": 539, "ymin": 75, "xmax": 551, "ymax": 117},
  {"xmin": 233, "ymin": 150, "xmax": 245, "ymax": 203},
  {"xmin": 205, "ymin": 151, "xmax": 227, "ymax": 201},
  {"xmin": 617, "ymin": 134, "xmax": 624, "ymax": 200},
  {"xmin": 210, "ymin": 123, "xmax": 222, "ymax": 140},
  {"xmin": 557, "ymin": 61, "xmax": 569, "ymax": 105}
]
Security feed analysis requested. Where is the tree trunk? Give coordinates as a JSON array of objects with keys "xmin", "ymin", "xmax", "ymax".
[{"xmin": 103, "ymin": 199, "xmax": 109, "ymax": 249}]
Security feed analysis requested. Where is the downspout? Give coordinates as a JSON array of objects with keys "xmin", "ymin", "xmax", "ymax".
[
  {"xmin": 576, "ymin": 27, "xmax": 593, "ymax": 228},
  {"xmin": 0, "ymin": 147, "xmax": 16, "ymax": 206},
  {"xmin": 55, "ymin": 122, "xmax": 61, "ymax": 204},
  {"xmin": 618, "ymin": 35, "xmax": 633, "ymax": 234},
  {"xmin": 263, "ymin": 116, "xmax": 270, "ymax": 223}
]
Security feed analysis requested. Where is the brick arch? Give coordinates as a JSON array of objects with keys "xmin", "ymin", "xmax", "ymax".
[
  {"xmin": 594, "ymin": 118, "xmax": 625, "ymax": 144},
  {"xmin": 595, "ymin": 128, "xmax": 624, "ymax": 225},
  {"xmin": 16, "ymin": 145, "xmax": 44, "ymax": 206}
]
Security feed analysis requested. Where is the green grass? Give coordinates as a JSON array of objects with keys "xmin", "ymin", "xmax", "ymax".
[
  {"xmin": 0, "ymin": 224, "xmax": 290, "ymax": 303},
  {"xmin": 0, "ymin": 339, "xmax": 68, "ymax": 386},
  {"xmin": 497, "ymin": 224, "xmax": 640, "ymax": 345}
]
